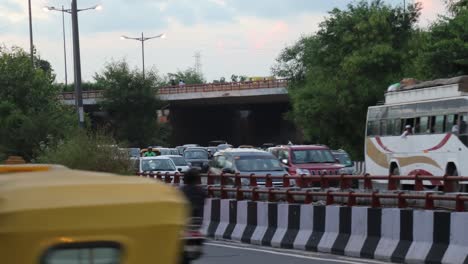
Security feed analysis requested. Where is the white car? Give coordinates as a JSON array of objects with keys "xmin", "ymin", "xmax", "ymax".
[
  {"xmin": 166, "ymin": 155, "xmax": 191, "ymax": 173},
  {"xmin": 139, "ymin": 156, "xmax": 178, "ymax": 174}
]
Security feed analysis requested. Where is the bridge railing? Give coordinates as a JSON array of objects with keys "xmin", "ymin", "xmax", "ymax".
[
  {"xmin": 58, "ymin": 79, "xmax": 289, "ymax": 100},
  {"xmin": 158, "ymin": 79, "xmax": 288, "ymax": 94},
  {"xmin": 136, "ymin": 172, "xmax": 468, "ymax": 211},
  {"xmin": 59, "ymin": 90, "xmax": 104, "ymax": 100}
]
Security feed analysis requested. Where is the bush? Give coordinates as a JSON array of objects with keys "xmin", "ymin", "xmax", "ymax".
[{"xmin": 36, "ymin": 131, "xmax": 133, "ymax": 175}]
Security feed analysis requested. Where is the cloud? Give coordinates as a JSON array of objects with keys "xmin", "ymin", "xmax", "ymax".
[{"xmin": 0, "ymin": 0, "xmax": 451, "ymax": 84}]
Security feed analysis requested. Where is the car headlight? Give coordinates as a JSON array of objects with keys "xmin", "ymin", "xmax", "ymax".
[
  {"xmin": 296, "ymin": 168, "xmax": 311, "ymax": 175},
  {"xmin": 338, "ymin": 168, "xmax": 347, "ymax": 174}
]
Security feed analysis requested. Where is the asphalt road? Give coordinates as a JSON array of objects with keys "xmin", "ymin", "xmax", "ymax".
[{"xmin": 194, "ymin": 241, "xmax": 389, "ymax": 264}]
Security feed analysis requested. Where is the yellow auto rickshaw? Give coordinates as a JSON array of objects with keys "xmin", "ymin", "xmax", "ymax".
[{"xmin": 0, "ymin": 164, "xmax": 188, "ymax": 264}]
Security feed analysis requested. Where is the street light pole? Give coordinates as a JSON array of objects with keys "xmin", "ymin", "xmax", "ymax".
[
  {"xmin": 62, "ymin": 5, "xmax": 68, "ymax": 86},
  {"xmin": 71, "ymin": 0, "xmax": 84, "ymax": 128},
  {"xmin": 141, "ymin": 32, "xmax": 145, "ymax": 79},
  {"xmin": 44, "ymin": 5, "xmax": 101, "ymax": 87},
  {"xmin": 28, "ymin": 0, "xmax": 34, "ymax": 65},
  {"xmin": 120, "ymin": 33, "xmax": 165, "ymax": 78}
]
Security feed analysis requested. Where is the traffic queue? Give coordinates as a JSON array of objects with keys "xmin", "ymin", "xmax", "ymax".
[{"xmin": 134, "ymin": 142, "xmax": 355, "ymax": 187}]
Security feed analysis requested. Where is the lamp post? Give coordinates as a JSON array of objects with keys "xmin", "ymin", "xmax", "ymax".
[
  {"xmin": 43, "ymin": 4, "xmax": 102, "ymax": 87},
  {"xmin": 45, "ymin": 2, "xmax": 101, "ymax": 128},
  {"xmin": 28, "ymin": 0, "xmax": 34, "ymax": 65},
  {"xmin": 121, "ymin": 33, "xmax": 165, "ymax": 79}
]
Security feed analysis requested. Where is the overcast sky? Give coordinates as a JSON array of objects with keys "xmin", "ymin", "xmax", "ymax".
[{"xmin": 0, "ymin": 0, "xmax": 446, "ymax": 83}]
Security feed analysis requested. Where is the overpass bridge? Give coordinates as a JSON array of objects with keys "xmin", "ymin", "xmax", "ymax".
[
  {"xmin": 59, "ymin": 79, "xmax": 289, "ymax": 105},
  {"xmin": 59, "ymin": 80, "xmax": 298, "ymax": 146}
]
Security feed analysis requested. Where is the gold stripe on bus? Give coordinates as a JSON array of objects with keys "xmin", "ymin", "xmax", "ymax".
[
  {"xmin": 366, "ymin": 138, "xmax": 441, "ymax": 170},
  {"xmin": 396, "ymin": 156, "xmax": 441, "ymax": 169},
  {"xmin": 366, "ymin": 138, "xmax": 389, "ymax": 168}
]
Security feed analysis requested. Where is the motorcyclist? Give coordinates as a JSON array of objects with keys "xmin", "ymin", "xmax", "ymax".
[
  {"xmin": 180, "ymin": 168, "xmax": 206, "ymax": 218},
  {"xmin": 179, "ymin": 168, "xmax": 206, "ymax": 264}
]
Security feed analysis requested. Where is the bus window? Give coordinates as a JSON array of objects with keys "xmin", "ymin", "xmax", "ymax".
[
  {"xmin": 366, "ymin": 121, "xmax": 373, "ymax": 136},
  {"xmin": 460, "ymin": 114, "xmax": 468, "ymax": 147},
  {"xmin": 403, "ymin": 118, "xmax": 415, "ymax": 134},
  {"xmin": 419, "ymin": 117, "xmax": 429, "ymax": 134},
  {"xmin": 446, "ymin": 114, "xmax": 458, "ymax": 133},
  {"xmin": 398, "ymin": 119, "xmax": 405, "ymax": 134},
  {"xmin": 460, "ymin": 114, "xmax": 468, "ymax": 134},
  {"xmin": 380, "ymin": 120, "xmax": 387, "ymax": 136},
  {"xmin": 367, "ymin": 121, "xmax": 379, "ymax": 136},
  {"xmin": 433, "ymin": 115, "xmax": 445, "ymax": 133},
  {"xmin": 386, "ymin": 119, "xmax": 395, "ymax": 135},
  {"xmin": 414, "ymin": 118, "xmax": 421, "ymax": 134},
  {"xmin": 394, "ymin": 119, "xmax": 402, "ymax": 135}
]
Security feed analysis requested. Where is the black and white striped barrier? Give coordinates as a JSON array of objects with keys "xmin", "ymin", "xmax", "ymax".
[
  {"xmin": 354, "ymin": 161, "xmax": 366, "ymax": 175},
  {"xmin": 202, "ymin": 198, "xmax": 468, "ymax": 264}
]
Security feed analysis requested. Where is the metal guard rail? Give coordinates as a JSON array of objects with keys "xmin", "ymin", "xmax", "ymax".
[
  {"xmin": 58, "ymin": 79, "xmax": 289, "ymax": 100},
  {"xmin": 205, "ymin": 187, "xmax": 468, "ymax": 212},
  {"xmin": 136, "ymin": 172, "xmax": 468, "ymax": 211},
  {"xmin": 136, "ymin": 172, "xmax": 468, "ymax": 193}
]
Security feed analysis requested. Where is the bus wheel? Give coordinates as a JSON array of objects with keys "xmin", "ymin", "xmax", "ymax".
[
  {"xmin": 390, "ymin": 164, "xmax": 413, "ymax": 191},
  {"xmin": 446, "ymin": 164, "xmax": 463, "ymax": 192}
]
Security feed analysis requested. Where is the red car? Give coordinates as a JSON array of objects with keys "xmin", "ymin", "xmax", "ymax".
[{"xmin": 269, "ymin": 145, "xmax": 345, "ymax": 186}]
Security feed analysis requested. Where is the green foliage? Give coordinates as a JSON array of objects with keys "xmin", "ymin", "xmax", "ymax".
[
  {"xmin": 37, "ymin": 130, "xmax": 133, "ymax": 174},
  {"xmin": 415, "ymin": 2, "xmax": 468, "ymax": 79},
  {"xmin": 0, "ymin": 46, "xmax": 76, "ymax": 160},
  {"xmin": 167, "ymin": 67, "xmax": 205, "ymax": 85},
  {"xmin": 55, "ymin": 81, "xmax": 106, "ymax": 92},
  {"xmin": 273, "ymin": 0, "xmax": 422, "ymax": 158},
  {"xmin": 95, "ymin": 60, "xmax": 168, "ymax": 147}
]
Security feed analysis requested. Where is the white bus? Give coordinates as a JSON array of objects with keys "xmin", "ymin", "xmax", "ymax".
[{"xmin": 365, "ymin": 76, "xmax": 468, "ymax": 190}]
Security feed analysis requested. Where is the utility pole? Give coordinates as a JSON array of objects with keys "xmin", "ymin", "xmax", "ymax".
[
  {"xmin": 62, "ymin": 5, "xmax": 68, "ymax": 86},
  {"xmin": 403, "ymin": 0, "xmax": 406, "ymax": 21},
  {"xmin": 141, "ymin": 32, "xmax": 145, "ymax": 79},
  {"xmin": 28, "ymin": 0, "xmax": 34, "ymax": 65},
  {"xmin": 71, "ymin": 0, "xmax": 84, "ymax": 128}
]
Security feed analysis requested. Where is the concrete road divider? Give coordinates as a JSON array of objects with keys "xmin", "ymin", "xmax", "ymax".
[{"xmin": 202, "ymin": 198, "xmax": 468, "ymax": 264}]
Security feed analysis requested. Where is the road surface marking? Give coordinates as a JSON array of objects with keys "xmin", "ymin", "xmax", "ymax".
[{"xmin": 205, "ymin": 242, "xmax": 388, "ymax": 264}]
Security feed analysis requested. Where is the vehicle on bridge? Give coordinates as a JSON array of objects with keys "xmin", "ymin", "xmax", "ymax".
[
  {"xmin": 209, "ymin": 148, "xmax": 289, "ymax": 186},
  {"xmin": 184, "ymin": 148, "xmax": 210, "ymax": 172},
  {"xmin": 269, "ymin": 145, "xmax": 344, "ymax": 186},
  {"xmin": 139, "ymin": 156, "xmax": 179, "ymax": 174},
  {"xmin": 365, "ymin": 76, "xmax": 468, "ymax": 190},
  {"xmin": 166, "ymin": 155, "xmax": 191, "ymax": 173},
  {"xmin": 332, "ymin": 149, "xmax": 356, "ymax": 175},
  {"xmin": 0, "ymin": 164, "xmax": 188, "ymax": 264}
]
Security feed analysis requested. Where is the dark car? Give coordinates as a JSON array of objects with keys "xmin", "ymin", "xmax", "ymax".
[
  {"xmin": 332, "ymin": 149, "xmax": 355, "ymax": 175},
  {"xmin": 209, "ymin": 148, "xmax": 289, "ymax": 186},
  {"xmin": 184, "ymin": 148, "xmax": 210, "ymax": 172}
]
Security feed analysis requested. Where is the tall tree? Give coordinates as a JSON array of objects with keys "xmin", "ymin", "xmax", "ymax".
[
  {"xmin": 0, "ymin": 46, "xmax": 76, "ymax": 160},
  {"xmin": 273, "ymin": 0, "xmax": 421, "ymax": 158},
  {"xmin": 96, "ymin": 60, "xmax": 167, "ymax": 147},
  {"xmin": 415, "ymin": 0, "xmax": 468, "ymax": 79}
]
